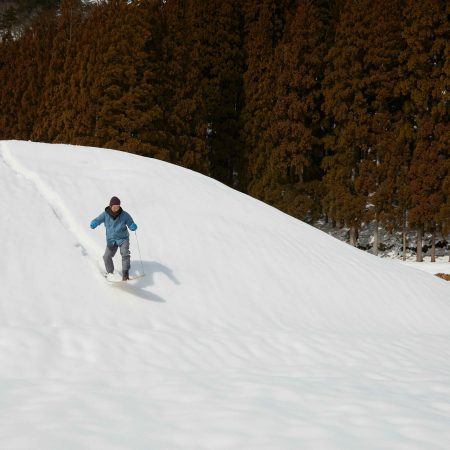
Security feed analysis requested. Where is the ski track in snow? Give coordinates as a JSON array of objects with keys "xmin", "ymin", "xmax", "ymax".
[
  {"xmin": 1, "ymin": 140, "xmax": 450, "ymax": 449},
  {"xmin": 0, "ymin": 141, "xmax": 104, "ymax": 278}
]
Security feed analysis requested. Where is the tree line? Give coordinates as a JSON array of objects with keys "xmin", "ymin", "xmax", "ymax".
[{"xmin": 1, "ymin": 0, "xmax": 449, "ymax": 260}]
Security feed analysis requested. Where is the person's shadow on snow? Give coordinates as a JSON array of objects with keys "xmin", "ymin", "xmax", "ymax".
[{"xmin": 112, "ymin": 261, "xmax": 180, "ymax": 303}]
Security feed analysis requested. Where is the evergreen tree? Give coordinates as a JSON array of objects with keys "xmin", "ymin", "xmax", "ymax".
[
  {"xmin": 0, "ymin": 7, "xmax": 18, "ymax": 40},
  {"xmin": 435, "ymin": 1, "xmax": 450, "ymax": 261},
  {"xmin": 263, "ymin": 0, "xmax": 330, "ymax": 221},
  {"xmin": 186, "ymin": 0, "xmax": 245, "ymax": 186},
  {"xmin": 103, "ymin": 0, "xmax": 169, "ymax": 159},
  {"xmin": 32, "ymin": 0, "xmax": 85, "ymax": 142},
  {"xmin": 1, "ymin": 11, "xmax": 56, "ymax": 140},
  {"xmin": 161, "ymin": 0, "xmax": 210, "ymax": 173},
  {"xmin": 398, "ymin": 0, "xmax": 449, "ymax": 261},
  {"xmin": 241, "ymin": 0, "xmax": 295, "ymax": 202},
  {"xmin": 352, "ymin": 0, "xmax": 405, "ymax": 254},
  {"xmin": 0, "ymin": 32, "xmax": 15, "ymax": 137},
  {"xmin": 58, "ymin": 0, "xmax": 96, "ymax": 144},
  {"xmin": 322, "ymin": 0, "xmax": 373, "ymax": 245},
  {"xmin": 92, "ymin": 0, "xmax": 148, "ymax": 151}
]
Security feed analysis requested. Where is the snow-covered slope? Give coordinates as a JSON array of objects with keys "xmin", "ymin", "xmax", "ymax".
[{"xmin": 1, "ymin": 140, "xmax": 449, "ymax": 450}]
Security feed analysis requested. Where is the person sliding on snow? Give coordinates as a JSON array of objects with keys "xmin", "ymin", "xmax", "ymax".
[{"xmin": 90, "ymin": 196, "xmax": 138, "ymax": 281}]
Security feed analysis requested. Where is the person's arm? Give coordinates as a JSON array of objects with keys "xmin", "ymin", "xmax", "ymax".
[
  {"xmin": 125, "ymin": 213, "xmax": 137, "ymax": 231},
  {"xmin": 90, "ymin": 212, "xmax": 105, "ymax": 229}
]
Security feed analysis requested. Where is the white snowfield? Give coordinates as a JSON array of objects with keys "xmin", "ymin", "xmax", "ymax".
[{"xmin": 1, "ymin": 140, "xmax": 449, "ymax": 450}]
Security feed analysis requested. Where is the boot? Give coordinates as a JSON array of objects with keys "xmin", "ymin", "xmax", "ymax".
[{"xmin": 122, "ymin": 270, "xmax": 129, "ymax": 281}]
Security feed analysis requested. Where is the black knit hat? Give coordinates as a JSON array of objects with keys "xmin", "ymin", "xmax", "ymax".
[{"xmin": 109, "ymin": 196, "xmax": 121, "ymax": 206}]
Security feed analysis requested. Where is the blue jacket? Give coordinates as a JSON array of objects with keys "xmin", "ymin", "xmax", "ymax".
[{"xmin": 94, "ymin": 207, "xmax": 135, "ymax": 247}]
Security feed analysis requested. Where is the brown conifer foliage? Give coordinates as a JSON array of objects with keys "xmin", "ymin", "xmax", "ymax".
[
  {"xmin": 322, "ymin": 0, "xmax": 374, "ymax": 245},
  {"xmin": 61, "ymin": 0, "xmax": 100, "ymax": 146},
  {"xmin": 436, "ymin": 1, "xmax": 450, "ymax": 259},
  {"xmin": 3, "ymin": 11, "xmax": 57, "ymax": 140},
  {"xmin": 161, "ymin": 0, "xmax": 210, "ymax": 173},
  {"xmin": 92, "ymin": 0, "xmax": 158, "ymax": 153},
  {"xmin": 186, "ymin": 0, "xmax": 245, "ymax": 186},
  {"xmin": 263, "ymin": 0, "xmax": 331, "ymax": 221},
  {"xmin": 241, "ymin": 0, "xmax": 296, "ymax": 202},
  {"xmin": 0, "ymin": 33, "xmax": 16, "ymax": 138},
  {"xmin": 112, "ymin": 0, "xmax": 170, "ymax": 160},
  {"xmin": 399, "ymin": 0, "xmax": 449, "ymax": 260},
  {"xmin": 32, "ymin": 0, "xmax": 85, "ymax": 142},
  {"xmin": 351, "ymin": 0, "xmax": 405, "ymax": 253}
]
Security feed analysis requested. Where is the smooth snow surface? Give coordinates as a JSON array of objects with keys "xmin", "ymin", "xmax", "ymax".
[{"xmin": 1, "ymin": 140, "xmax": 449, "ymax": 450}]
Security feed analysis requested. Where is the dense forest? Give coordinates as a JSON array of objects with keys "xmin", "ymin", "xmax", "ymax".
[{"xmin": 1, "ymin": 0, "xmax": 449, "ymax": 260}]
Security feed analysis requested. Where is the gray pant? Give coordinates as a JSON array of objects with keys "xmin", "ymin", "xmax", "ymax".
[{"xmin": 103, "ymin": 240, "xmax": 130, "ymax": 274}]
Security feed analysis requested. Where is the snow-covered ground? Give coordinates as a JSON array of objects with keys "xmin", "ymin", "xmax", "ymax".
[
  {"xmin": 397, "ymin": 257, "xmax": 450, "ymax": 277},
  {"xmin": 1, "ymin": 140, "xmax": 449, "ymax": 450}
]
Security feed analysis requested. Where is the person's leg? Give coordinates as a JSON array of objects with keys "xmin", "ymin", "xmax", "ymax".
[
  {"xmin": 103, "ymin": 245, "xmax": 118, "ymax": 273},
  {"xmin": 120, "ymin": 240, "xmax": 131, "ymax": 277}
]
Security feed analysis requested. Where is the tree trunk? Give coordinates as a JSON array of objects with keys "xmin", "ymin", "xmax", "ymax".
[
  {"xmin": 350, "ymin": 225, "xmax": 358, "ymax": 247},
  {"xmin": 373, "ymin": 220, "xmax": 379, "ymax": 256},
  {"xmin": 448, "ymin": 236, "xmax": 450, "ymax": 262},
  {"xmin": 402, "ymin": 214, "xmax": 407, "ymax": 261},
  {"xmin": 416, "ymin": 228, "xmax": 423, "ymax": 262},
  {"xmin": 431, "ymin": 229, "xmax": 436, "ymax": 262},
  {"xmin": 402, "ymin": 231, "xmax": 407, "ymax": 261}
]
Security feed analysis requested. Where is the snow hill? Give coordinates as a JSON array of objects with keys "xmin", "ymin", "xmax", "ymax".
[{"xmin": 1, "ymin": 140, "xmax": 450, "ymax": 450}]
